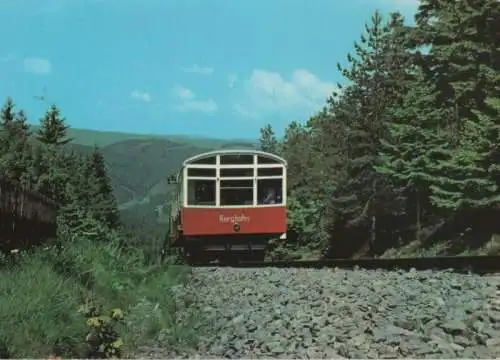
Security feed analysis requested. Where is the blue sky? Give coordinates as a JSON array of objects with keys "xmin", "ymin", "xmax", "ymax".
[{"xmin": 0, "ymin": 0, "xmax": 418, "ymax": 139}]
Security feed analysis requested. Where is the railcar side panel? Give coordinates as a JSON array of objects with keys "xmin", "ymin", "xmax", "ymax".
[{"xmin": 181, "ymin": 206, "xmax": 286, "ymax": 236}]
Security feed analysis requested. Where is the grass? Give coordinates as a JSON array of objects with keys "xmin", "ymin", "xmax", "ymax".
[
  {"xmin": 0, "ymin": 231, "xmax": 197, "ymax": 358},
  {"xmin": 55, "ymin": 237, "xmax": 196, "ymax": 349},
  {"xmin": 0, "ymin": 252, "xmax": 87, "ymax": 358}
]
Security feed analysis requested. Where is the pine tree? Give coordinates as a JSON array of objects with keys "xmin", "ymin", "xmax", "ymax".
[
  {"xmin": 0, "ymin": 97, "xmax": 15, "ymax": 126},
  {"xmin": 10, "ymin": 110, "xmax": 31, "ymax": 148},
  {"xmin": 0, "ymin": 97, "xmax": 16, "ymax": 153},
  {"xmin": 58, "ymin": 152, "xmax": 93, "ymax": 223},
  {"xmin": 413, "ymin": 0, "xmax": 500, "ymax": 212},
  {"xmin": 282, "ymin": 121, "xmax": 311, "ymax": 188},
  {"xmin": 429, "ymin": 111, "xmax": 499, "ymax": 211},
  {"xmin": 30, "ymin": 143, "xmax": 51, "ymax": 193},
  {"xmin": 330, "ymin": 11, "xmax": 412, "ymax": 232},
  {"xmin": 258, "ymin": 124, "xmax": 280, "ymax": 155},
  {"xmin": 281, "ymin": 117, "xmax": 335, "ymax": 249},
  {"xmin": 375, "ymin": 72, "xmax": 452, "ymax": 239},
  {"xmin": 86, "ymin": 147, "xmax": 120, "ymax": 229},
  {"xmin": 36, "ymin": 104, "xmax": 72, "ymax": 146},
  {"xmin": 0, "ymin": 99, "xmax": 33, "ymax": 185}
]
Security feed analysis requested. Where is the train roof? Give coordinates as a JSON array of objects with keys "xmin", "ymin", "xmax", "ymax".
[{"xmin": 183, "ymin": 149, "xmax": 287, "ymax": 167}]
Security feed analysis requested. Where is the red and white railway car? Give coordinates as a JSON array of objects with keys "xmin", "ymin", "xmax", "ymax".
[{"xmin": 167, "ymin": 149, "xmax": 287, "ymax": 261}]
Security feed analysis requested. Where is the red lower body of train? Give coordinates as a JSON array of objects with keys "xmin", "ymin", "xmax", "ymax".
[{"xmin": 169, "ymin": 206, "xmax": 286, "ymax": 261}]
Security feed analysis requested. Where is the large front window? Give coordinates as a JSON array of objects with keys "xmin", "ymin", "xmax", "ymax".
[
  {"xmin": 184, "ymin": 153, "xmax": 286, "ymax": 207},
  {"xmin": 187, "ymin": 179, "xmax": 216, "ymax": 205},
  {"xmin": 257, "ymin": 178, "xmax": 283, "ymax": 205},
  {"xmin": 220, "ymin": 179, "xmax": 253, "ymax": 205}
]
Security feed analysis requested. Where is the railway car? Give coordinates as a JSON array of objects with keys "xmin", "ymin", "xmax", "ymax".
[{"xmin": 166, "ymin": 149, "xmax": 287, "ymax": 262}]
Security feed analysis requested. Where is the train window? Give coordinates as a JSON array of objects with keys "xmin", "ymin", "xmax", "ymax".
[
  {"xmin": 257, "ymin": 178, "xmax": 283, "ymax": 205},
  {"xmin": 257, "ymin": 167, "xmax": 283, "ymax": 176},
  {"xmin": 257, "ymin": 155, "xmax": 280, "ymax": 164},
  {"xmin": 220, "ymin": 168, "xmax": 253, "ymax": 177},
  {"xmin": 187, "ymin": 168, "xmax": 216, "ymax": 177},
  {"xmin": 220, "ymin": 179, "xmax": 253, "ymax": 206},
  {"xmin": 191, "ymin": 156, "xmax": 216, "ymax": 165},
  {"xmin": 187, "ymin": 179, "xmax": 216, "ymax": 205},
  {"xmin": 220, "ymin": 154, "xmax": 254, "ymax": 165}
]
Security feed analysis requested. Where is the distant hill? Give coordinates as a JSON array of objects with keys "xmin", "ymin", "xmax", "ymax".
[
  {"xmin": 31, "ymin": 125, "xmax": 154, "ymax": 147},
  {"xmin": 62, "ymin": 127, "xmax": 258, "ymax": 207},
  {"xmin": 101, "ymin": 138, "xmax": 212, "ymax": 204},
  {"xmin": 30, "ymin": 124, "xmax": 257, "ymax": 148}
]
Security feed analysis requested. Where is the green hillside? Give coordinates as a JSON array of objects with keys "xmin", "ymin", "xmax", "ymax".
[
  {"xmin": 101, "ymin": 139, "xmax": 212, "ymax": 204},
  {"xmin": 63, "ymin": 128, "xmax": 257, "ymax": 218},
  {"xmin": 30, "ymin": 125, "xmax": 152, "ymax": 147},
  {"xmin": 30, "ymin": 124, "xmax": 258, "ymax": 148}
]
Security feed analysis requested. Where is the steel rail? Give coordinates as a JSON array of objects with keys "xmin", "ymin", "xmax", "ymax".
[{"xmin": 192, "ymin": 255, "xmax": 500, "ymax": 274}]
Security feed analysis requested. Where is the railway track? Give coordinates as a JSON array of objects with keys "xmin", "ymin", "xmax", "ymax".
[{"xmin": 193, "ymin": 254, "xmax": 500, "ymax": 274}]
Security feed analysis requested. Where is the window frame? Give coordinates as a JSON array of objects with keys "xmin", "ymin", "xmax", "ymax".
[
  {"xmin": 186, "ymin": 178, "xmax": 216, "ymax": 206},
  {"xmin": 183, "ymin": 153, "xmax": 287, "ymax": 208}
]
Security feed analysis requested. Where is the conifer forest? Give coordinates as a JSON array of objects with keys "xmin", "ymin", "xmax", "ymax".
[{"xmin": 259, "ymin": 0, "xmax": 500, "ymax": 259}]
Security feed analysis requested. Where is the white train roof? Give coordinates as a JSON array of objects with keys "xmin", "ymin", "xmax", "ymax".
[{"xmin": 182, "ymin": 149, "xmax": 287, "ymax": 167}]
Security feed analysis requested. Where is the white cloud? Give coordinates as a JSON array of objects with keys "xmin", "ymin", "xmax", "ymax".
[
  {"xmin": 172, "ymin": 85, "xmax": 218, "ymax": 114},
  {"xmin": 233, "ymin": 103, "xmax": 258, "ymax": 119},
  {"xmin": 235, "ymin": 68, "xmax": 337, "ymax": 119},
  {"xmin": 176, "ymin": 86, "xmax": 195, "ymax": 100},
  {"xmin": 23, "ymin": 57, "xmax": 52, "ymax": 74},
  {"xmin": 180, "ymin": 64, "xmax": 214, "ymax": 75},
  {"xmin": 130, "ymin": 90, "xmax": 151, "ymax": 102}
]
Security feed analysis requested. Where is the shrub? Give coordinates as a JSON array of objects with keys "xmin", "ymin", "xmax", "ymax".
[{"xmin": 79, "ymin": 299, "xmax": 124, "ymax": 358}]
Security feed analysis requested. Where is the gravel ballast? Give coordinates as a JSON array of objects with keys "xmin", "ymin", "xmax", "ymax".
[{"xmin": 141, "ymin": 266, "xmax": 500, "ymax": 358}]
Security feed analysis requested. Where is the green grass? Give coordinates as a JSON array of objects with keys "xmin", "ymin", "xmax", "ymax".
[
  {"xmin": 0, "ymin": 252, "xmax": 87, "ymax": 358},
  {"xmin": 0, "ymin": 233, "xmax": 196, "ymax": 358}
]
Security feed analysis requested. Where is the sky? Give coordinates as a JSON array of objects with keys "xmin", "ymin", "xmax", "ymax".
[{"xmin": 0, "ymin": 0, "xmax": 419, "ymax": 139}]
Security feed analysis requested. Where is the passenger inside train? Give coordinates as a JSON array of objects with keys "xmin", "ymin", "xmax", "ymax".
[{"xmin": 187, "ymin": 174, "xmax": 283, "ymax": 206}]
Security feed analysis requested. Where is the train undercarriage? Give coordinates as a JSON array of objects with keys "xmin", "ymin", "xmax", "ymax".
[{"xmin": 167, "ymin": 234, "xmax": 280, "ymax": 265}]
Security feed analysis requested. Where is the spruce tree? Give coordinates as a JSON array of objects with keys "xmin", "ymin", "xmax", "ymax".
[
  {"xmin": 0, "ymin": 100, "xmax": 33, "ymax": 185},
  {"xmin": 10, "ymin": 110, "xmax": 31, "ymax": 150},
  {"xmin": 31, "ymin": 143, "xmax": 51, "ymax": 194},
  {"xmin": 0, "ymin": 97, "xmax": 16, "ymax": 153},
  {"xmin": 413, "ymin": 0, "xmax": 500, "ymax": 212},
  {"xmin": 36, "ymin": 104, "xmax": 72, "ymax": 146},
  {"xmin": 0, "ymin": 97, "xmax": 15, "ymax": 126},
  {"xmin": 86, "ymin": 147, "xmax": 120, "ymax": 229},
  {"xmin": 375, "ymin": 72, "xmax": 452, "ymax": 239},
  {"xmin": 258, "ymin": 124, "xmax": 280, "ymax": 155},
  {"xmin": 330, "ymin": 11, "xmax": 412, "ymax": 230}
]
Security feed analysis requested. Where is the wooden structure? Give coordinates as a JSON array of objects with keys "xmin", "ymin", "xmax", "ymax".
[{"xmin": 0, "ymin": 180, "xmax": 57, "ymax": 252}]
